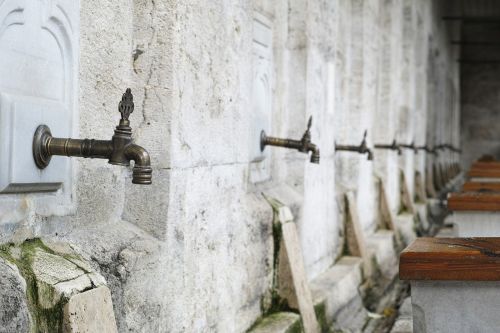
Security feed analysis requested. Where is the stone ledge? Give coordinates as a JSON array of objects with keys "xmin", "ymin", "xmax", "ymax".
[
  {"xmin": 394, "ymin": 214, "xmax": 417, "ymax": 246},
  {"xmin": 414, "ymin": 203, "xmax": 429, "ymax": 231},
  {"xmin": 310, "ymin": 256, "xmax": 367, "ymax": 331},
  {"xmin": 427, "ymin": 198, "xmax": 445, "ymax": 218},
  {"xmin": 63, "ymin": 286, "xmax": 118, "ymax": 333},
  {"xmin": 0, "ymin": 239, "xmax": 117, "ymax": 332},
  {"xmin": 248, "ymin": 312, "xmax": 302, "ymax": 333},
  {"xmin": 0, "ymin": 257, "xmax": 30, "ymax": 333},
  {"xmin": 367, "ymin": 230, "xmax": 398, "ymax": 280},
  {"xmin": 390, "ymin": 293, "xmax": 413, "ymax": 332}
]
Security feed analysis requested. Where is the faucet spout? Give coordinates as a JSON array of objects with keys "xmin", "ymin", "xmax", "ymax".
[
  {"xmin": 308, "ymin": 143, "xmax": 320, "ymax": 164},
  {"xmin": 125, "ymin": 144, "xmax": 153, "ymax": 184},
  {"xmin": 366, "ymin": 149, "xmax": 374, "ymax": 161},
  {"xmin": 335, "ymin": 130, "xmax": 373, "ymax": 160},
  {"xmin": 33, "ymin": 89, "xmax": 153, "ymax": 185},
  {"xmin": 374, "ymin": 139, "xmax": 402, "ymax": 155},
  {"xmin": 260, "ymin": 116, "xmax": 320, "ymax": 164}
]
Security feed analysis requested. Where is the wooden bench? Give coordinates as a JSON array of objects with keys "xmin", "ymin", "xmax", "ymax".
[
  {"xmin": 471, "ymin": 161, "xmax": 500, "ymax": 170},
  {"xmin": 447, "ymin": 192, "xmax": 500, "ymax": 236},
  {"xmin": 468, "ymin": 167, "xmax": 500, "ymax": 182},
  {"xmin": 462, "ymin": 181, "xmax": 500, "ymax": 192},
  {"xmin": 400, "ymin": 237, "xmax": 500, "ymax": 332}
]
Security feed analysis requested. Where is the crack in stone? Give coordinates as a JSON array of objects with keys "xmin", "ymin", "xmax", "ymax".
[{"xmin": 137, "ymin": 0, "xmax": 157, "ymax": 136}]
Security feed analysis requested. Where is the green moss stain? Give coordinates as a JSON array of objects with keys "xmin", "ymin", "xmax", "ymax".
[
  {"xmin": 268, "ymin": 220, "xmax": 293, "ymax": 314},
  {"xmin": 286, "ymin": 318, "xmax": 303, "ymax": 333},
  {"xmin": 1, "ymin": 239, "xmax": 70, "ymax": 333},
  {"xmin": 261, "ymin": 194, "xmax": 295, "ymax": 316},
  {"xmin": 246, "ymin": 312, "xmax": 303, "ymax": 333},
  {"xmin": 314, "ymin": 301, "xmax": 327, "ymax": 331},
  {"xmin": 0, "ymin": 243, "xmax": 14, "ymax": 262}
]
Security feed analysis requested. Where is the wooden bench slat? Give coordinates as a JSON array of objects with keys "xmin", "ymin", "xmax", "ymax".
[
  {"xmin": 448, "ymin": 192, "xmax": 500, "ymax": 211},
  {"xmin": 468, "ymin": 168, "xmax": 500, "ymax": 178},
  {"xmin": 471, "ymin": 162, "xmax": 500, "ymax": 170},
  {"xmin": 400, "ymin": 238, "xmax": 500, "ymax": 281},
  {"xmin": 462, "ymin": 182, "xmax": 500, "ymax": 192}
]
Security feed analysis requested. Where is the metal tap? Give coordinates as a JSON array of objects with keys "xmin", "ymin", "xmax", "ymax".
[
  {"xmin": 374, "ymin": 139, "xmax": 402, "ymax": 155},
  {"xmin": 400, "ymin": 141, "xmax": 417, "ymax": 153},
  {"xmin": 33, "ymin": 89, "xmax": 152, "ymax": 185},
  {"xmin": 335, "ymin": 130, "xmax": 373, "ymax": 161},
  {"xmin": 260, "ymin": 116, "xmax": 320, "ymax": 164},
  {"xmin": 416, "ymin": 145, "xmax": 438, "ymax": 155},
  {"xmin": 441, "ymin": 144, "xmax": 462, "ymax": 154}
]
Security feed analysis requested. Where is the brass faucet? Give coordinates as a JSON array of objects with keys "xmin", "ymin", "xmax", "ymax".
[
  {"xmin": 335, "ymin": 130, "xmax": 373, "ymax": 161},
  {"xmin": 33, "ymin": 89, "xmax": 152, "ymax": 185},
  {"xmin": 400, "ymin": 141, "xmax": 417, "ymax": 153},
  {"xmin": 260, "ymin": 116, "xmax": 320, "ymax": 164},
  {"xmin": 374, "ymin": 139, "xmax": 402, "ymax": 155},
  {"xmin": 416, "ymin": 145, "xmax": 438, "ymax": 155},
  {"xmin": 440, "ymin": 144, "xmax": 462, "ymax": 153}
]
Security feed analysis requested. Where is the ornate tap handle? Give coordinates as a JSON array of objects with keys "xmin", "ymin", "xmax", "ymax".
[
  {"xmin": 301, "ymin": 116, "xmax": 313, "ymax": 142},
  {"xmin": 119, "ymin": 88, "xmax": 134, "ymax": 121}
]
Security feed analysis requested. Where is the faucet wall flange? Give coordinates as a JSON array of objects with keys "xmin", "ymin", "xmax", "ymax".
[{"xmin": 33, "ymin": 125, "xmax": 53, "ymax": 169}]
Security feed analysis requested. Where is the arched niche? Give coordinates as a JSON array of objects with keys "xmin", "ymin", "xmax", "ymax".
[{"xmin": 0, "ymin": 0, "xmax": 78, "ymax": 193}]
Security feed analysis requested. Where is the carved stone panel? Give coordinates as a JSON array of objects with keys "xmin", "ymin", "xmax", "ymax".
[
  {"xmin": 249, "ymin": 13, "xmax": 273, "ymax": 183},
  {"xmin": 0, "ymin": 0, "xmax": 79, "ymax": 193}
]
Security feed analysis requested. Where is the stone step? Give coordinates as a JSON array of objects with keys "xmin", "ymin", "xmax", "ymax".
[
  {"xmin": 250, "ymin": 256, "xmax": 370, "ymax": 333},
  {"xmin": 248, "ymin": 312, "xmax": 301, "ymax": 333},
  {"xmin": 390, "ymin": 297, "xmax": 412, "ymax": 333},
  {"xmin": 394, "ymin": 213, "xmax": 417, "ymax": 246},
  {"xmin": 310, "ymin": 256, "xmax": 367, "ymax": 331},
  {"xmin": 0, "ymin": 239, "xmax": 118, "ymax": 333},
  {"xmin": 367, "ymin": 230, "xmax": 398, "ymax": 280},
  {"xmin": 414, "ymin": 203, "xmax": 429, "ymax": 232}
]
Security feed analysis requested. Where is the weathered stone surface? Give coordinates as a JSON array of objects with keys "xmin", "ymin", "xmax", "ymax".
[
  {"xmin": 394, "ymin": 214, "xmax": 417, "ymax": 246},
  {"xmin": 32, "ymin": 249, "xmax": 86, "ymax": 286},
  {"xmin": 310, "ymin": 257, "xmax": 367, "ymax": 331},
  {"xmin": 412, "ymin": 281, "xmax": 500, "ymax": 333},
  {"xmin": 390, "ymin": 297, "xmax": 413, "ymax": 333},
  {"xmin": 366, "ymin": 230, "xmax": 397, "ymax": 279},
  {"xmin": 390, "ymin": 319, "xmax": 413, "ymax": 333},
  {"xmin": 249, "ymin": 312, "xmax": 301, "ymax": 333},
  {"xmin": 0, "ymin": 258, "xmax": 30, "ymax": 333},
  {"xmin": 63, "ymin": 286, "xmax": 118, "ymax": 333},
  {"xmin": 42, "ymin": 239, "xmax": 77, "ymax": 256},
  {"xmin": 32, "ymin": 248, "xmax": 89, "ymax": 309}
]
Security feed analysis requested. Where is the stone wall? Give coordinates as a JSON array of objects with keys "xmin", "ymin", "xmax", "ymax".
[{"xmin": 0, "ymin": 0, "xmax": 460, "ymax": 332}]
